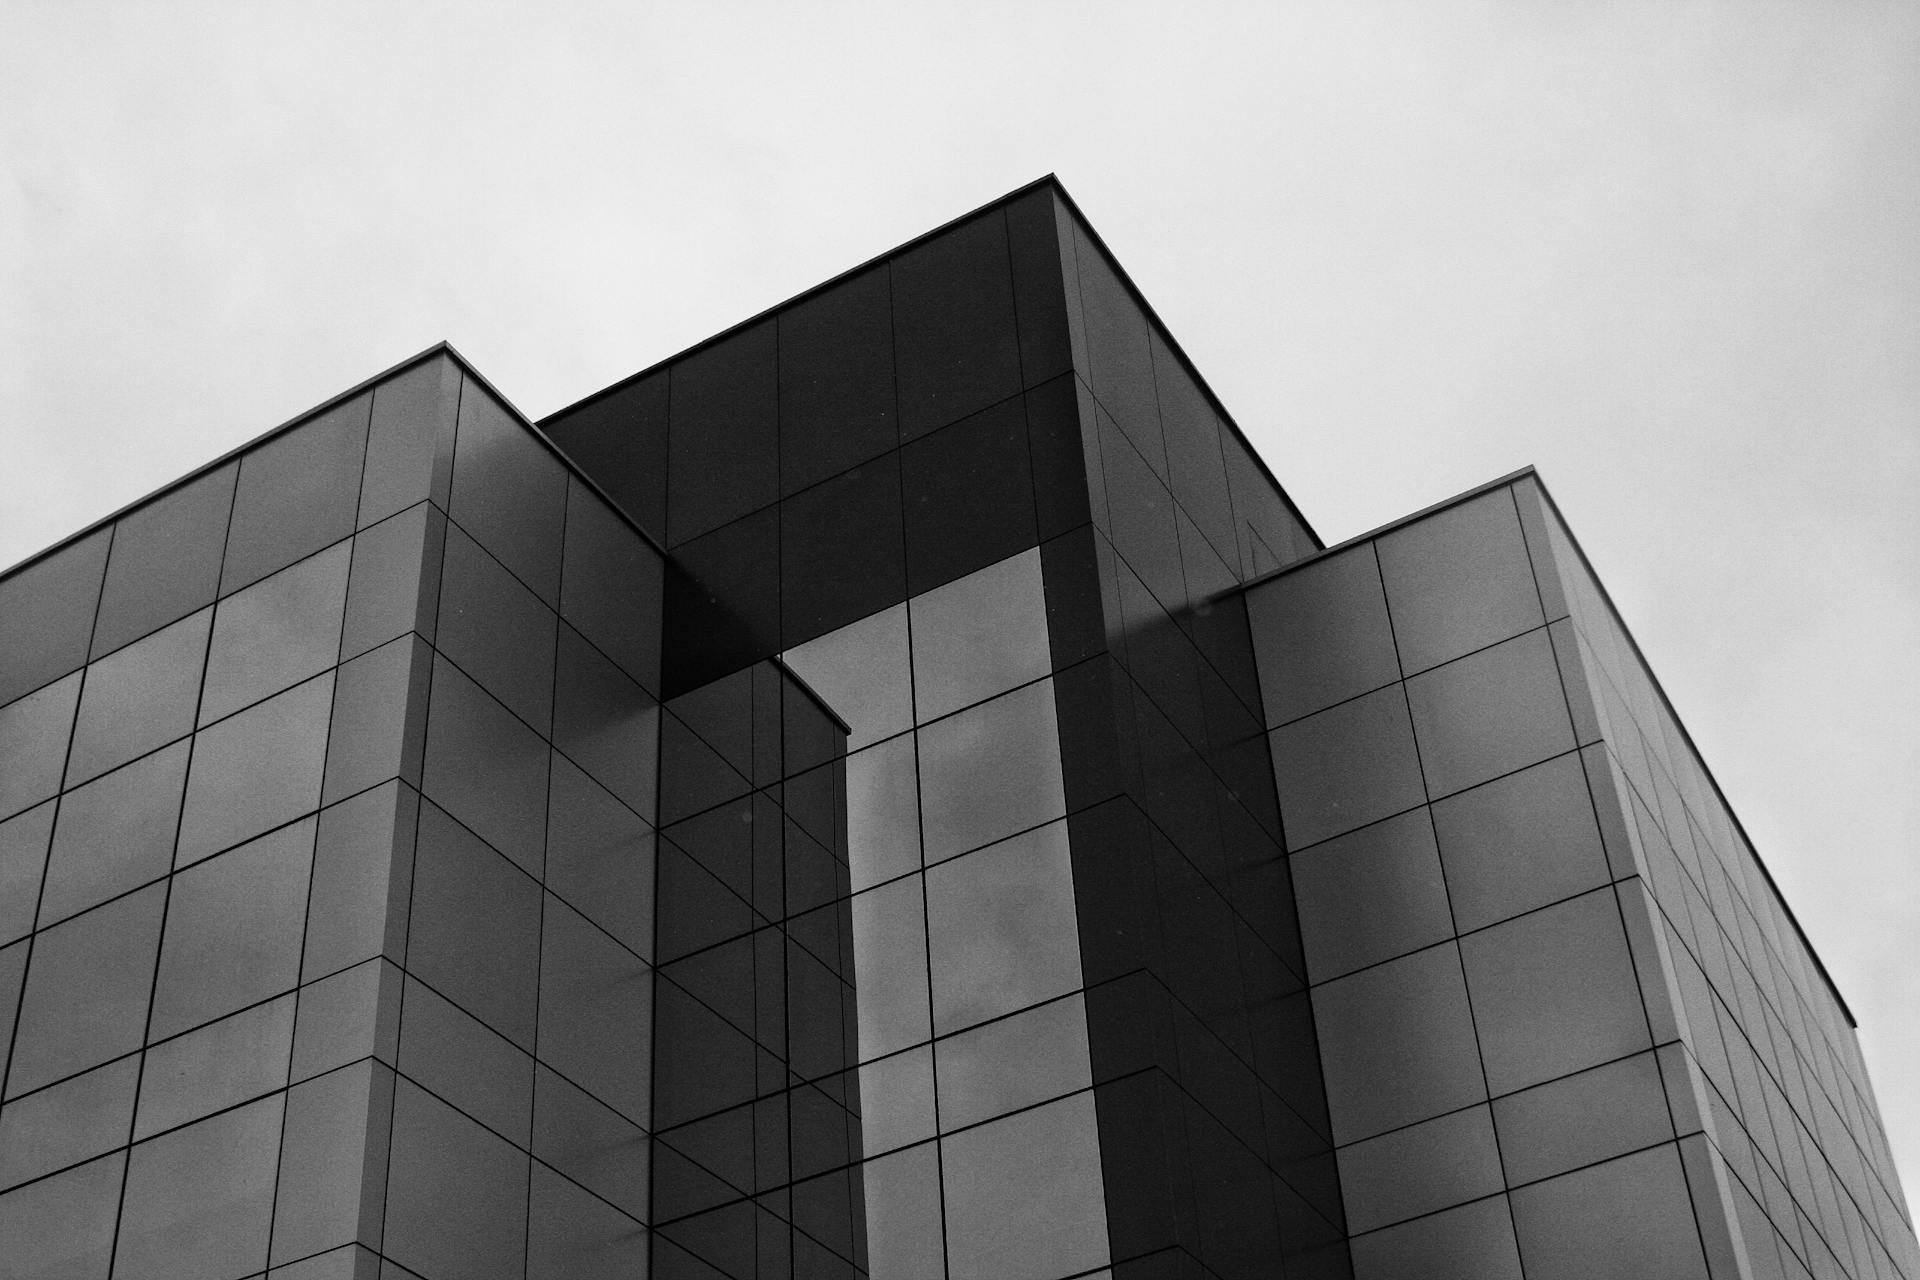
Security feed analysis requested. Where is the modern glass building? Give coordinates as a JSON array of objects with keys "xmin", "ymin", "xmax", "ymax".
[{"xmin": 0, "ymin": 177, "xmax": 1911, "ymax": 1280}]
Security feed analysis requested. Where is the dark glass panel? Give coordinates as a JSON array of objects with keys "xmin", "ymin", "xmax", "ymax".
[
  {"xmin": 1040, "ymin": 527, "xmax": 1106, "ymax": 671},
  {"xmin": 1337, "ymin": 1104, "xmax": 1503, "ymax": 1235},
  {"xmin": 405, "ymin": 799, "xmax": 540, "ymax": 1050},
  {"xmin": 1267, "ymin": 685, "xmax": 1426, "ymax": 851},
  {"xmin": 892, "ymin": 210, "xmax": 1022, "ymax": 440},
  {"xmin": 780, "ymin": 604, "xmax": 911, "ymax": 753},
  {"xmin": 1029, "ymin": 374, "xmax": 1098, "ymax": 543},
  {"xmin": 1223, "ymin": 436, "xmax": 1313, "ymax": 578},
  {"xmin": 1346, "ymin": 1194, "xmax": 1523, "ymax": 1280},
  {"xmin": 341, "ymin": 503, "xmax": 444, "ymax": 660},
  {"xmin": 436, "ymin": 522, "xmax": 556, "ymax": 733},
  {"xmin": 176, "ymin": 669, "xmax": 333, "ymax": 867},
  {"xmin": 779, "ymin": 265, "xmax": 897, "ymax": 493},
  {"xmin": 66, "ymin": 606, "xmax": 209, "ymax": 786},
  {"xmin": 420, "ymin": 655, "xmax": 547, "ymax": 874},
  {"xmin": 1072, "ymin": 226, "xmax": 1165, "ymax": 481},
  {"xmin": 1311, "ymin": 942, "xmax": 1483, "ymax": 1143},
  {"xmin": 135, "ymin": 994, "xmax": 293, "ymax": 1140},
  {"xmin": 935, "ymin": 993, "xmax": 1091, "ymax": 1131},
  {"xmin": 0, "ymin": 801, "xmax": 53, "ymax": 945},
  {"xmin": 546, "ymin": 755, "xmax": 654, "ymax": 958},
  {"xmin": 849, "ymin": 876, "xmax": 930, "ymax": 1062},
  {"xmin": 397, "ymin": 976, "xmax": 532, "ymax": 1145},
  {"xmin": 291, "ymin": 958, "xmax": 401, "ymax": 1083},
  {"xmin": 781, "ymin": 455, "xmax": 906, "ymax": 648},
  {"xmin": 1247, "ymin": 544, "xmax": 1399, "ymax": 728},
  {"xmin": 1006, "ymin": 185, "xmax": 1075, "ymax": 385},
  {"xmin": 554, "ymin": 624, "xmax": 659, "ymax": 822},
  {"xmin": 1429, "ymin": 751, "xmax": 1610, "ymax": 933},
  {"xmin": 1507, "ymin": 1145, "xmax": 1710, "ymax": 1280},
  {"xmin": 1097, "ymin": 408, "xmax": 1184, "ymax": 612},
  {"xmin": 0, "ymin": 1150, "xmax": 124, "ymax": 1280},
  {"xmin": 224, "ymin": 395, "xmax": 370, "ymax": 595},
  {"xmin": 1376, "ymin": 489, "xmax": 1544, "ymax": 675},
  {"xmin": 448, "ymin": 377, "xmax": 568, "ymax": 605},
  {"xmin": 662, "ymin": 506, "xmax": 780, "ymax": 696},
  {"xmin": 530, "ymin": 1064, "xmax": 650, "ymax": 1221},
  {"xmin": 269, "ymin": 1061, "xmax": 392, "ymax": 1267},
  {"xmin": 538, "ymin": 896, "xmax": 652, "ymax": 1126},
  {"xmin": 149, "ymin": 817, "xmax": 313, "ymax": 1041},
  {"xmin": 303, "ymin": 782, "xmax": 416, "ymax": 982},
  {"xmin": 202, "ymin": 541, "xmax": 350, "ymax": 725},
  {"xmin": 657, "ymin": 708, "xmax": 753, "ymax": 828},
  {"xmin": 38, "ymin": 739, "xmax": 188, "ymax": 927},
  {"xmin": 322, "ymin": 636, "xmax": 431, "ymax": 807},
  {"xmin": 6, "ymin": 882, "xmax": 163, "ymax": 1099},
  {"xmin": 382, "ymin": 1079, "xmax": 528, "ymax": 1280},
  {"xmin": 116, "ymin": 1093, "xmax": 284, "ymax": 1280},
  {"xmin": 666, "ymin": 319, "xmax": 779, "ymax": 546},
  {"xmin": 526, "ymin": 1160, "xmax": 647, "ymax": 1280},
  {"xmin": 917, "ymin": 679, "xmax": 1065, "ymax": 864},
  {"xmin": 1154, "ymin": 333, "xmax": 1238, "ymax": 567},
  {"xmin": 1459, "ymin": 888, "xmax": 1651, "ymax": 1095},
  {"xmin": 359, "ymin": 352, "xmax": 460, "ymax": 527},
  {"xmin": 926, "ymin": 821, "xmax": 1082, "ymax": 1035},
  {"xmin": 652, "ymin": 975, "xmax": 757, "ymax": 1128},
  {"xmin": 900, "ymin": 397, "xmax": 1037, "ymax": 597},
  {"xmin": 0, "ymin": 1054, "xmax": 137, "ymax": 1189},
  {"xmin": 940, "ymin": 1091, "xmax": 1110, "ymax": 1280},
  {"xmin": 91, "ymin": 463, "xmax": 233, "ymax": 661},
  {"xmin": 1291, "ymin": 808, "xmax": 1452, "ymax": 982},
  {"xmin": 0, "ymin": 525, "xmax": 109, "ymax": 707},
  {"xmin": 1404, "ymin": 628, "xmax": 1576, "ymax": 801},
  {"xmin": 909, "ymin": 547, "xmax": 1049, "ymax": 723},
  {"xmin": 560, "ymin": 477, "xmax": 663, "ymax": 693},
  {"xmin": 0, "ymin": 673, "xmax": 80, "ymax": 822},
  {"xmin": 541, "ymin": 370, "xmax": 669, "ymax": 545}
]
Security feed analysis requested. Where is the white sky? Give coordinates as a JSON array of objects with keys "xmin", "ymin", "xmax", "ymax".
[{"xmin": 3, "ymin": 0, "xmax": 1915, "ymax": 1199}]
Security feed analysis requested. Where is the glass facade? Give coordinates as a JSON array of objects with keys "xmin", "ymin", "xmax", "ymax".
[{"xmin": 1, "ymin": 178, "xmax": 1909, "ymax": 1280}]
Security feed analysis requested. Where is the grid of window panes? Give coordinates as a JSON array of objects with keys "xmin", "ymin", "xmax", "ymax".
[
  {"xmin": 0, "ymin": 350, "xmax": 668, "ymax": 1280},
  {"xmin": 1525, "ymin": 481, "xmax": 1918, "ymax": 1280}
]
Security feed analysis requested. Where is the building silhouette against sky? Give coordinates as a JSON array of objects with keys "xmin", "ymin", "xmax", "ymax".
[{"xmin": 0, "ymin": 178, "xmax": 1911, "ymax": 1280}]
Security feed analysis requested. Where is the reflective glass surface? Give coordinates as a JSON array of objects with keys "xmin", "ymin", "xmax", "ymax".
[
  {"xmin": 925, "ymin": 820, "xmax": 1082, "ymax": 1034},
  {"xmin": 67, "ymin": 607, "xmax": 210, "ymax": 787},
  {"xmin": 849, "ymin": 876, "xmax": 931, "ymax": 1061},
  {"xmin": 940, "ymin": 1091, "xmax": 1110, "ymax": 1280},
  {"xmin": 935, "ymin": 993, "xmax": 1091, "ymax": 1131},
  {"xmin": 201, "ymin": 541, "xmax": 350, "ymax": 725},
  {"xmin": 780, "ymin": 603, "xmax": 911, "ymax": 752},
  {"xmin": 176, "ymin": 670, "xmax": 333, "ymax": 866},
  {"xmin": 92, "ymin": 463, "xmax": 235, "ymax": 662},
  {"xmin": 917, "ymin": 679, "xmax": 1064, "ymax": 864},
  {"xmin": 38, "ymin": 739, "xmax": 188, "ymax": 926},
  {"xmin": 0, "ymin": 525, "xmax": 109, "ymax": 707},
  {"xmin": 223, "ymin": 394, "xmax": 370, "ymax": 595},
  {"xmin": 860, "ymin": 1140, "xmax": 946, "ymax": 1279},
  {"xmin": 857, "ymin": 1044, "xmax": 935, "ymax": 1157},
  {"xmin": 909, "ymin": 547, "xmax": 1050, "ymax": 723},
  {"xmin": 844, "ymin": 734, "xmax": 921, "ymax": 893}
]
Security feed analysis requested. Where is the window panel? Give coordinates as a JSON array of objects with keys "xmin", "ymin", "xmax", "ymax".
[
  {"xmin": 526, "ymin": 1159, "xmax": 647, "ymax": 1280},
  {"xmin": 1248, "ymin": 544, "xmax": 1400, "ymax": 728},
  {"xmin": 1097, "ymin": 409, "xmax": 1185, "ymax": 612},
  {"xmin": 448, "ymin": 379, "xmax": 568, "ymax": 605},
  {"xmin": 341, "ymin": 503, "xmax": 444, "ymax": 661},
  {"xmin": 66, "ymin": 607, "xmax": 209, "ymax": 787},
  {"xmin": 223, "ymin": 394, "xmax": 369, "ymax": 595},
  {"xmin": 560, "ymin": 477, "xmax": 663, "ymax": 693},
  {"xmin": 537, "ymin": 896, "xmax": 652, "ymax": 1126},
  {"xmin": 531, "ymin": 1064, "xmax": 650, "ymax": 1221},
  {"xmin": 553, "ymin": 624, "xmax": 659, "ymax": 824},
  {"xmin": 780, "ymin": 603, "xmax": 911, "ymax": 752},
  {"xmin": 0, "ymin": 1054, "xmax": 137, "ymax": 1190},
  {"xmin": 1268, "ymin": 685, "xmax": 1426, "ymax": 851},
  {"xmin": 149, "ymin": 818, "xmax": 313, "ymax": 1041},
  {"xmin": 359, "ymin": 353, "xmax": 459, "ymax": 528},
  {"xmin": 383, "ymin": 1080, "xmax": 528, "ymax": 1280},
  {"xmin": 91, "ymin": 463, "xmax": 234, "ymax": 661},
  {"xmin": 1377, "ymin": 489, "xmax": 1544, "ymax": 675},
  {"xmin": 849, "ymin": 876, "xmax": 931, "ymax": 1062},
  {"xmin": 900, "ymin": 398, "xmax": 1037, "ymax": 596},
  {"xmin": 0, "ymin": 1150, "xmax": 124, "ymax": 1280},
  {"xmin": 845, "ymin": 734, "xmax": 921, "ymax": 893},
  {"xmin": 136, "ymin": 994, "xmax": 294, "ymax": 1140},
  {"xmin": 201, "ymin": 541, "xmax": 350, "ymax": 726},
  {"xmin": 778, "ymin": 265, "xmax": 897, "ymax": 492},
  {"xmin": 435, "ymin": 524, "xmax": 556, "ymax": 733},
  {"xmin": 917, "ymin": 679, "xmax": 1065, "ymax": 864},
  {"xmin": 909, "ymin": 547, "xmax": 1050, "ymax": 723},
  {"xmin": 1429, "ymin": 751, "xmax": 1610, "ymax": 933},
  {"xmin": 1291, "ymin": 807, "xmax": 1452, "ymax": 982},
  {"xmin": 0, "ymin": 802, "xmax": 54, "ymax": 945},
  {"xmin": 176, "ymin": 670, "xmax": 334, "ymax": 867},
  {"xmin": 892, "ymin": 209, "xmax": 1022, "ymax": 440},
  {"xmin": 664, "ymin": 320, "xmax": 778, "ymax": 546},
  {"xmin": 1073, "ymin": 227, "xmax": 1164, "ymax": 480},
  {"xmin": 857, "ymin": 1045, "xmax": 936, "ymax": 1158},
  {"xmin": 6, "ymin": 882, "xmax": 164, "ymax": 1099},
  {"xmin": 38, "ymin": 739, "xmax": 188, "ymax": 928},
  {"xmin": 270, "ymin": 1061, "xmax": 392, "ymax": 1268},
  {"xmin": 925, "ymin": 820, "xmax": 1082, "ymax": 1035},
  {"xmin": 545, "ymin": 755, "xmax": 654, "ymax": 960},
  {"xmin": 1507, "ymin": 1144, "xmax": 1710, "ymax": 1280},
  {"xmin": 935, "ymin": 993, "xmax": 1091, "ymax": 1131},
  {"xmin": 860, "ymin": 1141, "xmax": 947, "ymax": 1280},
  {"xmin": 1404, "ymin": 628, "xmax": 1575, "ymax": 800},
  {"xmin": 0, "ymin": 674, "xmax": 82, "ymax": 822},
  {"xmin": 541, "ymin": 371, "xmax": 669, "ymax": 545},
  {"xmin": 781, "ymin": 454, "xmax": 907, "ymax": 649},
  {"xmin": 940, "ymin": 1091, "xmax": 1110, "ymax": 1280},
  {"xmin": 420, "ymin": 655, "xmax": 548, "ymax": 875},
  {"xmin": 0, "ymin": 524, "xmax": 110, "ymax": 707},
  {"xmin": 115, "ymin": 1093, "xmax": 284, "ymax": 1280},
  {"xmin": 660, "ymin": 506, "xmax": 780, "ymax": 696}
]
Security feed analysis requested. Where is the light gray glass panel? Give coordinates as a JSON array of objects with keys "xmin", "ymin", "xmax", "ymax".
[
  {"xmin": 201, "ymin": 542, "xmax": 350, "ymax": 726},
  {"xmin": 448, "ymin": 379, "xmax": 567, "ymax": 605},
  {"xmin": 925, "ymin": 820, "xmax": 1081, "ymax": 1034},
  {"xmin": 40, "ymin": 740, "xmax": 188, "ymax": 927},
  {"xmin": 1460, "ymin": 888, "xmax": 1650, "ymax": 1095},
  {"xmin": 1405, "ymin": 628, "xmax": 1575, "ymax": 799},
  {"xmin": 1313, "ymin": 942, "xmax": 1484, "ymax": 1143},
  {"xmin": 531, "ymin": 1065, "xmax": 649, "ymax": 1221},
  {"xmin": 176, "ymin": 671, "xmax": 334, "ymax": 867},
  {"xmin": 398, "ymin": 976, "xmax": 532, "ymax": 1145},
  {"xmin": 1430, "ymin": 751, "xmax": 1609, "ymax": 933},
  {"xmin": 383, "ymin": 1079, "xmax": 529, "ymax": 1280},
  {"xmin": 846, "ymin": 733, "xmax": 921, "ymax": 893},
  {"xmin": 0, "ymin": 1054, "xmax": 137, "ymax": 1189},
  {"xmin": 858, "ymin": 1044, "xmax": 936, "ymax": 1157},
  {"xmin": 150, "ymin": 818, "xmax": 313, "ymax": 1041},
  {"xmin": 0, "ymin": 673, "xmax": 81, "ymax": 821},
  {"xmin": 850, "ymin": 875, "xmax": 931, "ymax": 1061},
  {"xmin": 1348, "ymin": 1194, "xmax": 1523, "ymax": 1280},
  {"xmin": 1292, "ymin": 808, "xmax": 1452, "ymax": 981},
  {"xmin": 545, "ymin": 756, "xmax": 654, "ymax": 959},
  {"xmin": 940, "ymin": 1091, "xmax": 1110, "ymax": 1280},
  {"xmin": 526, "ymin": 1160, "xmax": 647, "ymax": 1280},
  {"xmin": 292, "ymin": 959, "xmax": 401, "ymax": 1083},
  {"xmin": 1508, "ymin": 1144, "xmax": 1710, "ymax": 1280},
  {"xmin": 360, "ymin": 354, "xmax": 459, "ymax": 528},
  {"xmin": 66, "ymin": 607, "xmax": 209, "ymax": 787},
  {"xmin": 0, "ymin": 1150, "xmax": 124, "ymax": 1280},
  {"xmin": 1247, "ymin": 544, "xmax": 1401, "ymax": 726},
  {"xmin": 917, "ymin": 679, "xmax": 1065, "ymax": 864},
  {"xmin": 115, "ymin": 1093, "xmax": 284, "ymax": 1280},
  {"xmin": 137, "ymin": 995, "xmax": 294, "ymax": 1140},
  {"xmin": 861, "ymin": 1141, "xmax": 946, "ymax": 1280},
  {"xmin": 420, "ymin": 656, "xmax": 547, "ymax": 875},
  {"xmin": 0, "ymin": 801, "xmax": 53, "ymax": 944},
  {"xmin": 935, "ymin": 993, "xmax": 1091, "ymax": 1131},
  {"xmin": 909, "ymin": 548, "xmax": 1050, "ymax": 723},
  {"xmin": 303, "ymin": 782, "xmax": 416, "ymax": 982},
  {"xmin": 436, "ymin": 523, "xmax": 555, "ymax": 733},
  {"xmin": 91, "ymin": 462, "xmax": 234, "ymax": 661},
  {"xmin": 1377, "ymin": 489, "xmax": 1544, "ymax": 674},
  {"xmin": 1, "ymin": 524, "xmax": 109, "ymax": 707},
  {"xmin": 404, "ymin": 800, "xmax": 540, "ymax": 1049},
  {"xmin": 322, "ymin": 637, "xmax": 431, "ymax": 807},
  {"xmin": 536, "ymin": 896, "xmax": 651, "ymax": 1125},
  {"xmin": 1269, "ymin": 684, "xmax": 1426, "ymax": 850},
  {"xmin": 342, "ymin": 504, "xmax": 444, "ymax": 661},
  {"xmin": 1494, "ymin": 1050, "xmax": 1673, "ymax": 1186},
  {"xmin": 6, "ymin": 882, "xmax": 163, "ymax": 1099},
  {"xmin": 1337, "ymin": 1104, "xmax": 1503, "ymax": 1234},
  {"xmin": 270, "ymin": 1061, "xmax": 392, "ymax": 1268},
  {"xmin": 780, "ymin": 602, "xmax": 912, "ymax": 751}
]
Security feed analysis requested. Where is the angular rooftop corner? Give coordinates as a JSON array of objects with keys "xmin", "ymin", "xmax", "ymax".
[{"xmin": 1, "ymin": 176, "xmax": 1912, "ymax": 1280}]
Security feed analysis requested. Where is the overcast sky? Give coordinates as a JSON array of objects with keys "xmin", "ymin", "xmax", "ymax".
[{"xmin": 3, "ymin": 0, "xmax": 1915, "ymax": 1195}]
